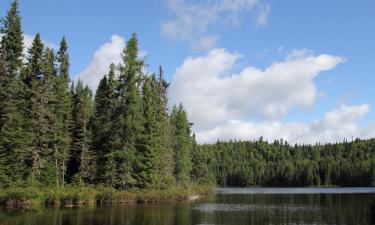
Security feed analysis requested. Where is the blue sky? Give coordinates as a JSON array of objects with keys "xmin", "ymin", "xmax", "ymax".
[{"xmin": 1, "ymin": 0, "xmax": 375, "ymax": 143}]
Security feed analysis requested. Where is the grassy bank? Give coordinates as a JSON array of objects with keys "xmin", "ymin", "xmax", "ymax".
[{"xmin": 0, "ymin": 184, "xmax": 214, "ymax": 209}]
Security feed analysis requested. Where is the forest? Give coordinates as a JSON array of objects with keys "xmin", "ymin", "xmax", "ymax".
[
  {"xmin": 0, "ymin": 1, "xmax": 375, "ymax": 205},
  {"xmin": 0, "ymin": 1, "xmax": 201, "ymax": 192},
  {"xmin": 197, "ymin": 138, "xmax": 375, "ymax": 187}
]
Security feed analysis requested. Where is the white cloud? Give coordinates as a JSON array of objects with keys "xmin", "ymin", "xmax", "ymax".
[
  {"xmin": 196, "ymin": 104, "xmax": 370, "ymax": 144},
  {"xmin": 167, "ymin": 48, "xmax": 368, "ymax": 144},
  {"xmin": 75, "ymin": 35, "xmax": 125, "ymax": 92},
  {"xmin": 192, "ymin": 35, "xmax": 219, "ymax": 51},
  {"xmin": 162, "ymin": 0, "xmax": 270, "ymax": 50},
  {"xmin": 170, "ymin": 48, "xmax": 345, "ymax": 130}
]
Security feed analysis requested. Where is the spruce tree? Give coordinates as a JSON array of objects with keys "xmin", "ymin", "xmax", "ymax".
[
  {"xmin": 38, "ymin": 48, "xmax": 58, "ymax": 186},
  {"xmin": 140, "ymin": 69, "xmax": 174, "ymax": 189},
  {"xmin": 170, "ymin": 104, "xmax": 193, "ymax": 185},
  {"xmin": 0, "ymin": 0, "xmax": 23, "ymax": 78},
  {"xmin": 22, "ymin": 33, "xmax": 45, "ymax": 183},
  {"xmin": 55, "ymin": 37, "xmax": 72, "ymax": 187},
  {"xmin": 93, "ymin": 64, "xmax": 117, "ymax": 184},
  {"xmin": 0, "ymin": 0, "xmax": 23, "ymax": 139},
  {"xmin": 111, "ymin": 33, "xmax": 144, "ymax": 189},
  {"xmin": 0, "ymin": 49, "xmax": 8, "ymax": 185},
  {"xmin": 69, "ymin": 81, "xmax": 94, "ymax": 185}
]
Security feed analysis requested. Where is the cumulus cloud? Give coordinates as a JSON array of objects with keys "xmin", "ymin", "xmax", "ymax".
[
  {"xmin": 196, "ymin": 104, "xmax": 370, "ymax": 144},
  {"xmin": 75, "ymin": 35, "xmax": 125, "ymax": 92},
  {"xmin": 162, "ymin": 0, "xmax": 270, "ymax": 50},
  {"xmin": 168, "ymin": 48, "xmax": 370, "ymax": 144},
  {"xmin": 170, "ymin": 48, "xmax": 345, "ymax": 130}
]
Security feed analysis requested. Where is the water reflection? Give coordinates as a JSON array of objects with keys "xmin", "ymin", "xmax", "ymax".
[{"xmin": 1, "ymin": 188, "xmax": 375, "ymax": 225}]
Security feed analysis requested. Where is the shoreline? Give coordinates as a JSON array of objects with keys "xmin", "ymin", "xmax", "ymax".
[{"xmin": 0, "ymin": 184, "xmax": 214, "ymax": 209}]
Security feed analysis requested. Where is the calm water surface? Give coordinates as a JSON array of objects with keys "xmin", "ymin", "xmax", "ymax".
[{"xmin": 1, "ymin": 188, "xmax": 375, "ymax": 225}]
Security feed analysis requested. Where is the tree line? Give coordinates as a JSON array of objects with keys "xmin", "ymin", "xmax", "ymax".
[
  {"xmin": 198, "ymin": 138, "xmax": 375, "ymax": 187},
  {"xmin": 0, "ymin": 0, "xmax": 198, "ymax": 190}
]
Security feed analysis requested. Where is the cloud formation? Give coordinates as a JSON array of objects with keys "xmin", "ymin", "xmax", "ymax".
[
  {"xmin": 196, "ymin": 104, "xmax": 369, "ymax": 144},
  {"xmin": 162, "ymin": 0, "xmax": 270, "ymax": 50},
  {"xmin": 170, "ymin": 48, "xmax": 345, "ymax": 129},
  {"xmin": 168, "ymin": 48, "xmax": 371, "ymax": 144},
  {"xmin": 75, "ymin": 35, "xmax": 125, "ymax": 92}
]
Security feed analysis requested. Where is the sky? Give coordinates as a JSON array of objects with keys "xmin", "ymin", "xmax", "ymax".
[{"xmin": 1, "ymin": 0, "xmax": 375, "ymax": 144}]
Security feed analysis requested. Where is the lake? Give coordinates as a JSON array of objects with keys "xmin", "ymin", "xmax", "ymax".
[{"xmin": 1, "ymin": 187, "xmax": 375, "ymax": 225}]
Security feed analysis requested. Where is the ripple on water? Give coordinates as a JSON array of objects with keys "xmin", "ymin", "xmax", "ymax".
[{"xmin": 193, "ymin": 203, "xmax": 321, "ymax": 213}]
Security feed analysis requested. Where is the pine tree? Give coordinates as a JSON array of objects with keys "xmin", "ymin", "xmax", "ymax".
[
  {"xmin": 0, "ymin": 0, "xmax": 23, "ymax": 78},
  {"xmin": 140, "ymin": 68, "xmax": 174, "ymax": 189},
  {"xmin": 171, "ymin": 104, "xmax": 193, "ymax": 185},
  {"xmin": 22, "ymin": 33, "xmax": 45, "ymax": 183},
  {"xmin": 0, "ymin": 49, "xmax": 7, "ymax": 135},
  {"xmin": 38, "ymin": 48, "xmax": 58, "ymax": 186},
  {"xmin": 0, "ymin": 49, "xmax": 8, "ymax": 185},
  {"xmin": 93, "ymin": 64, "xmax": 117, "ymax": 184},
  {"xmin": 111, "ymin": 33, "xmax": 144, "ymax": 189},
  {"xmin": 69, "ymin": 81, "xmax": 94, "ymax": 185},
  {"xmin": 0, "ymin": 0, "xmax": 23, "ymax": 140},
  {"xmin": 55, "ymin": 37, "xmax": 72, "ymax": 187}
]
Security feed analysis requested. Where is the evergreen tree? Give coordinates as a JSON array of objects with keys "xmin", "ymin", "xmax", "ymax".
[
  {"xmin": 38, "ymin": 48, "xmax": 58, "ymax": 186},
  {"xmin": 0, "ymin": 49, "xmax": 7, "ymax": 136},
  {"xmin": 0, "ymin": 0, "xmax": 23, "ymax": 78},
  {"xmin": 0, "ymin": 0, "xmax": 23, "ymax": 142},
  {"xmin": 22, "ymin": 33, "xmax": 45, "ymax": 183},
  {"xmin": 191, "ymin": 134, "xmax": 214, "ymax": 184},
  {"xmin": 170, "ymin": 104, "xmax": 193, "ymax": 185},
  {"xmin": 93, "ymin": 64, "xmax": 117, "ymax": 184},
  {"xmin": 0, "ymin": 49, "xmax": 8, "ymax": 185},
  {"xmin": 139, "ymin": 68, "xmax": 174, "ymax": 189},
  {"xmin": 111, "ymin": 33, "xmax": 144, "ymax": 189},
  {"xmin": 69, "ymin": 81, "xmax": 94, "ymax": 185},
  {"xmin": 55, "ymin": 37, "xmax": 72, "ymax": 187}
]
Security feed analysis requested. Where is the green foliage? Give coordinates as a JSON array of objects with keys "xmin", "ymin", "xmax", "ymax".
[
  {"xmin": 140, "ymin": 74, "xmax": 174, "ymax": 189},
  {"xmin": 0, "ymin": 184, "xmax": 214, "ymax": 208},
  {"xmin": 171, "ymin": 104, "xmax": 193, "ymax": 185},
  {"xmin": 54, "ymin": 37, "xmax": 72, "ymax": 187},
  {"xmin": 69, "ymin": 81, "xmax": 94, "ymax": 185},
  {"xmin": 1, "ymin": 1, "xmax": 375, "ymax": 204},
  {"xmin": 0, "ymin": 0, "xmax": 23, "ymax": 78},
  {"xmin": 202, "ymin": 138, "xmax": 375, "ymax": 187}
]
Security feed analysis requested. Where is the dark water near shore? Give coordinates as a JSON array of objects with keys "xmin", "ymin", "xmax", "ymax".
[{"xmin": 1, "ymin": 188, "xmax": 375, "ymax": 225}]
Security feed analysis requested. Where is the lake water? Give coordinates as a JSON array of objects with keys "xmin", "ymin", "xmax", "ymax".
[{"xmin": 1, "ymin": 187, "xmax": 375, "ymax": 225}]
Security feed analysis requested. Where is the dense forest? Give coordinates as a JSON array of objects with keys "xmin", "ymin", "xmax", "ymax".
[
  {"xmin": 1, "ymin": 1, "xmax": 375, "ymax": 193},
  {"xmin": 197, "ymin": 138, "xmax": 375, "ymax": 187},
  {"xmin": 0, "ymin": 1, "xmax": 200, "ymax": 190}
]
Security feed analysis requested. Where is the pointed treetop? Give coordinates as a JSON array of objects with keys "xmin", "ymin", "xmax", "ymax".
[
  {"xmin": 159, "ymin": 66, "xmax": 163, "ymax": 81},
  {"xmin": 123, "ymin": 33, "xmax": 139, "ymax": 65},
  {"xmin": 58, "ymin": 36, "xmax": 68, "ymax": 56},
  {"xmin": 27, "ymin": 33, "xmax": 44, "ymax": 63},
  {"xmin": 0, "ymin": 0, "xmax": 23, "ymax": 77}
]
